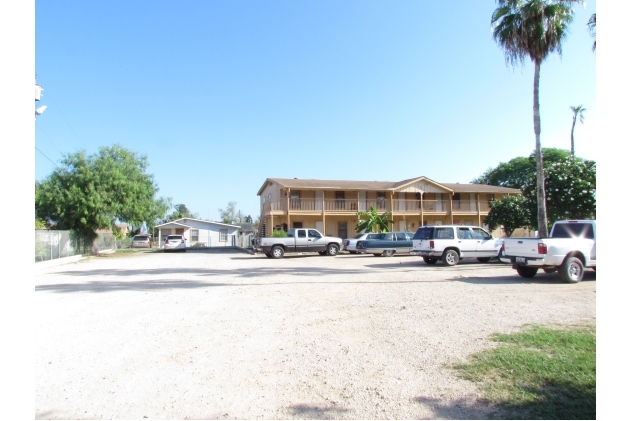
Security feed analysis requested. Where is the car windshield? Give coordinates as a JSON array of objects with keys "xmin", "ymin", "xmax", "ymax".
[
  {"xmin": 133, "ymin": 236, "xmax": 148, "ymax": 240},
  {"xmin": 354, "ymin": 234, "xmax": 365, "ymax": 239},
  {"xmin": 167, "ymin": 235, "xmax": 182, "ymax": 240}
]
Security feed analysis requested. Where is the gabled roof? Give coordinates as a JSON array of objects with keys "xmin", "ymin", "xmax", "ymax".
[
  {"xmin": 441, "ymin": 183, "xmax": 521, "ymax": 194},
  {"xmin": 155, "ymin": 218, "xmax": 240, "ymax": 229},
  {"xmin": 257, "ymin": 177, "xmax": 520, "ymax": 195}
]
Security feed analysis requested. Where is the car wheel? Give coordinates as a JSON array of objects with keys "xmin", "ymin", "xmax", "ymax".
[
  {"xmin": 543, "ymin": 268, "xmax": 556, "ymax": 274},
  {"xmin": 516, "ymin": 265, "xmax": 538, "ymax": 278},
  {"xmin": 423, "ymin": 257, "xmax": 437, "ymax": 265},
  {"xmin": 271, "ymin": 246, "xmax": 284, "ymax": 259},
  {"xmin": 477, "ymin": 257, "xmax": 491, "ymax": 263},
  {"xmin": 382, "ymin": 250, "xmax": 395, "ymax": 257},
  {"xmin": 559, "ymin": 256, "xmax": 584, "ymax": 283},
  {"xmin": 327, "ymin": 244, "xmax": 339, "ymax": 256},
  {"xmin": 442, "ymin": 249, "xmax": 460, "ymax": 266}
]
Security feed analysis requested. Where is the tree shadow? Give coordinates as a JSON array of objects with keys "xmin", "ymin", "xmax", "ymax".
[
  {"xmin": 412, "ymin": 396, "xmax": 495, "ymax": 419},
  {"xmin": 481, "ymin": 380, "xmax": 595, "ymax": 420},
  {"xmin": 285, "ymin": 403, "xmax": 350, "ymax": 419}
]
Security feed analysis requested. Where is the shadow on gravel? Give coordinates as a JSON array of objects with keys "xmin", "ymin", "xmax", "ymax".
[
  {"xmin": 413, "ymin": 396, "xmax": 494, "ymax": 419},
  {"xmin": 287, "ymin": 403, "xmax": 350, "ymax": 419},
  {"xmin": 455, "ymin": 270, "xmax": 596, "ymax": 285}
]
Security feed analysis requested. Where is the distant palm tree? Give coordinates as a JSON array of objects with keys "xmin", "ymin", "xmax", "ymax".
[
  {"xmin": 355, "ymin": 207, "xmax": 394, "ymax": 233},
  {"xmin": 587, "ymin": 13, "xmax": 596, "ymax": 52},
  {"xmin": 491, "ymin": 0, "xmax": 580, "ymax": 238},
  {"xmin": 569, "ymin": 105, "xmax": 586, "ymax": 157}
]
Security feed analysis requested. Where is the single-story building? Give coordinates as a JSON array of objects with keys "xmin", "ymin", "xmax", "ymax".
[{"xmin": 155, "ymin": 218, "xmax": 240, "ymax": 248}]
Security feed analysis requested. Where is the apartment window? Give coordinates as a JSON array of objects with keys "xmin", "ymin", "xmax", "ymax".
[
  {"xmin": 377, "ymin": 192, "xmax": 386, "ymax": 209},
  {"xmin": 191, "ymin": 229, "xmax": 199, "ymax": 241},
  {"xmin": 487, "ymin": 194, "xmax": 495, "ymax": 205},
  {"xmin": 335, "ymin": 191, "xmax": 345, "ymax": 209},
  {"xmin": 453, "ymin": 193, "xmax": 461, "ymax": 209},
  {"xmin": 291, "ymin": 192, "xmax": 300, "ymax": 210},
  {"xmin": 292, "ymin": 222, "xmax": 303, "ymax": 228},
  {"xmin": 219, "ymin": 229, "xmax": 228, "ymax": 242}
]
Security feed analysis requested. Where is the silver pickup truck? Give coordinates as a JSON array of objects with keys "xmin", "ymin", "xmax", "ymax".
[
  {"xmin": 504, "ymin": 220, "xmax": 596, "ymax": 283},
  {"xmin": 254, "ymin": 228, "xmax": 343, "ymax": 259}
]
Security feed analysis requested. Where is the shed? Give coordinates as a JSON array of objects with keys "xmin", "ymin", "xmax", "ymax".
[{"xmin": 155, "ymin": 218, "xmax": 240, "ymax": 248}]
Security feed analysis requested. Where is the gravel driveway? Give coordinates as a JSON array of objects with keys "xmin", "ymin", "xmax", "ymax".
[{"xmin": 35, "ymin": 249, "xmax": 596, "ymax": 419}]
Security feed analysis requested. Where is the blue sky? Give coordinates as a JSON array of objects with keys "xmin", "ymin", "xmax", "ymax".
[{"xmin": 34, "ymin": 0, "xmax": 597, "ymax": 222}]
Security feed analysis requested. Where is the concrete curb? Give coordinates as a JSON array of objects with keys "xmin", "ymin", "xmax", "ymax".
[{"xmin": 35, "ymin": 254, "xmax": 85, "ymax": 268}]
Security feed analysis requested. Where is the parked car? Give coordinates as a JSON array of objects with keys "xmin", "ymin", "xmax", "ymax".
[
  {"xmin": 131, "ymin": 234, "xmax": 151, "ymax": 249},
  {"xmin": 355, "ymin": 232, "xmax": 414, "ymax": 257},
  {"xmin": 343, "ymin": 233, "xmax": 379, "ymax": 253},
  {"xmin": 254, "ymin": 228, "xmax": 342, "ymax": 259},
  {"xmin": 411, "ymin": 225, "xmax": 502, "ymax": 266},
  {"xmin": 503, "ymin": 220, "xmax": 596, "ymax": 283},
  {"xmin": 164, "ymin": 235, "xmax": 186, "ymax": 252}
]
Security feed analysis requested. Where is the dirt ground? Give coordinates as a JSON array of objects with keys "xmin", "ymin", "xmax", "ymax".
[{"xmin": 34, "ymin": 249, "xmax": 596, "ymax": 420}]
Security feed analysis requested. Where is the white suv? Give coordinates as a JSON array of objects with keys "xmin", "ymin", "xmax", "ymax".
[{"xmin": 411, "ymin": 225, "xmax": 502, "ymax": 266}]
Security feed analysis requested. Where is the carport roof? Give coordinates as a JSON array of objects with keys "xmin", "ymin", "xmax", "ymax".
[{"xmin": 155, "ymin": 221, "xmax": 191, "ymax": 228}]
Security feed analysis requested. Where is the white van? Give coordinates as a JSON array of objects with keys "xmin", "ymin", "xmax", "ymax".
[{"xmin": 411, "ymin": 225, "xmax": 502, "ymax": 266}]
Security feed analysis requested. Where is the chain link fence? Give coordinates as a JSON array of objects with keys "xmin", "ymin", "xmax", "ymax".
[{"xmin": 35, "ymin": 230, "xmax": 117, "ymax": 263}]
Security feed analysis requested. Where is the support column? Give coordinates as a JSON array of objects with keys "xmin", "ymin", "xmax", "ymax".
[
  {"xmin": 420, "ymin": 192, "xmax": 424, "ymax": 226},
  {"xmin": 477, "ymin": 194, "xmax": 481, "ymax": 227},
  {"xmin": 286, "ymin": 188, "xmax": 291, "ymax": 230},
  {"xmin": 449, "ymin": 193, "xmax": 454, "ymax": 224}
]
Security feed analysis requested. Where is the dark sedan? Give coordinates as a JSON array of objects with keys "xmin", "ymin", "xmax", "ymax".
[{"xmin": 355, "ymin": 232, "xmax": 413, "ymax": 257}]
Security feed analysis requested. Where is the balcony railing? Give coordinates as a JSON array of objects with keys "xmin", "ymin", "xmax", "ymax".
[{"xmin": 263, "ymin": 199, "xmax": 489, "ymax": 214}]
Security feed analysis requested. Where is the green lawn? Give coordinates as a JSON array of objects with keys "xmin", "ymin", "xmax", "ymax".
[{"xmin": 453, "ymin": 324, "xmax": 596, "ymax": 420}]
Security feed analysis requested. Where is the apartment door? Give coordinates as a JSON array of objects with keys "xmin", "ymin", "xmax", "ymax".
[{"xmin": 338, "ymin": 222, "xmax": 347, "ymax": 240}]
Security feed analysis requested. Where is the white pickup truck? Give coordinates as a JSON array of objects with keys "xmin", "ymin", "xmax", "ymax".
[{"xmin": 503, "ymin": 220, "xmax": 596, "ymax": 283}]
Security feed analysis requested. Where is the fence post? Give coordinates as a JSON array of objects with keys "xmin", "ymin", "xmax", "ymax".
[
  {"xmin": 49, "ymin": 231, "xmax": 52, "ymax": 261},
  {"xmin": 58, "ymin": 231, "xmax": 60, "ymax": 259}
]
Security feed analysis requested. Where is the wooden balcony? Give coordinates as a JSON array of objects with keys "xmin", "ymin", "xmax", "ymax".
[{"xmin": 262, "ymin": 199, "xmax": 491, "ymax": 216}]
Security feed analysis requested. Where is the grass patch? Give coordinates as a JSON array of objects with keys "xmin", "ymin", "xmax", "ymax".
[{"xmin": 453, "ymin": 324, "xmax": 595, "ymax": 419}]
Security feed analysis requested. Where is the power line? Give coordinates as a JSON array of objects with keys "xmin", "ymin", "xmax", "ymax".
[
  {"xmin": 35, "ymin": 122, "xmax": 64, "ymax": 157},
  {"xmin": 35, "ymin": 146, "xmax": 59, "ymax": 168},
  {"xmin": 44, "ymin": 95, "xmax": 88, "ymax": 149}
]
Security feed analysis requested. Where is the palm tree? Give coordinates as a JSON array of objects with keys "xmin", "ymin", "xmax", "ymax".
[
  {"xmin": 569, "ymin": 105, "xmax": 586, "ymax": 156},
  {"xmin": 587, "ymin": 13, "xmax": 596, "ymax": 52},
  {"xmin": 355, "ymin": 207, "xmax": 394, "ymax": 233},
  {"xmin": 491, "ymin": 0, "xmax": 580, "ymax": 238}
]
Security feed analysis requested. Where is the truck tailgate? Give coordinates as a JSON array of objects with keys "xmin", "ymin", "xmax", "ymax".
[{"xmin": 504, "ymin": 238, "xmax": 545, "ymax": 259}]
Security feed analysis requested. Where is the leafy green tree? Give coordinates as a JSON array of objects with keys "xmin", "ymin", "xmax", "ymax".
[
  {"xmin": 163, "ymin": 203, "xmax": 198, "ymax": 222},
  {"xmin": 523, "ymin": 157, "xmax": 596, "ymax": 227},
  {"xmin": 35, "ymin": 144, "xmax": 169, "ymax": 243},
  {"xmin": 492, "ymin": 0, "xmax": 580, "ymax": 237},
  {"xmin": 484, "ymin": 195, "xmax": 531, "ymax": 237},
  {"xmin": 471, "ymin": 148, "xmax": 571, "ymax": 189},
  {"xmin": 355, "ymin": 207, "xmax": 394, "ymax": 233},
  {"xmin": 587, "ymin": 13, "xmax": 596, "ymax": 52},
  {"xmin": 35, "ymin": 218, "xmax": 48, "ymax": 230},
  {"xmin": 569, "ymin": 105, "xmax": 586, "ymax": 157},
  {"xmin": 218, "ymin": 201, "xmax": 244, "ymax": 224}
]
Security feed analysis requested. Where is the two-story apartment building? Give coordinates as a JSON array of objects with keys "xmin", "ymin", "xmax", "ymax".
[{"xmin": 257, "ymin": 176, "xmax": 522, "ymax": 239}]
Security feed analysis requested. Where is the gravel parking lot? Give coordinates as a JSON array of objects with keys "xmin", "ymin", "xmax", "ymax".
[{"xmin": 35, "ymin": 249, "xmax": 596, "ymax": 420}]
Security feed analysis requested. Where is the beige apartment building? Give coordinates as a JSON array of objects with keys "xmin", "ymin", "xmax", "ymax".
[{"xmin": 257, "ymin": 176, "xmax": 522, "ymax": 239}]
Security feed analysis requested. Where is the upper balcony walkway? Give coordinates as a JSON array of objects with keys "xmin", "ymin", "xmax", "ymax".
[{"xmin": 262, "ymin": 199, "xmax": 492, "ymax": 215}]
